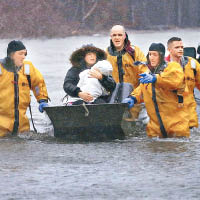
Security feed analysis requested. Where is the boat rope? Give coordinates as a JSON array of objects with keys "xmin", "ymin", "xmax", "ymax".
[{"xmin": 82, "ymin": 102, "xmax": 89, "ymax": 117}]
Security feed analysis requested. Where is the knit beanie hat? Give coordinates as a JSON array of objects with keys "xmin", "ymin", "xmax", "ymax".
[
  {"xmin": 7, "ymin": 40, "xmax": 27, "ymax": 57},
  {"xmin": 149, "ymin": 43, "xmax": 165, "ymax": 55}
]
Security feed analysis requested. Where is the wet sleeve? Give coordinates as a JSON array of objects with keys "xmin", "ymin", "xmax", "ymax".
[
  {"xmin": 99, "ymin": 75, "xmax": 116, "ymax": 93},
  {"xmin": 130, "ymin": 84, "xmax": 144, "ymax": 104},
  {"xmin": 138, "ymin": 64, "xmax": 149, "ymax": 74},
  {"xmin": 134, "ymin": 46, "xmax": 147, "ymax": 63},
  {"xmin": 194, "ymin": 60, "xmax": 200, "ymax": 91},
  {"xmin": 29, "ymin": 63, "xmax": 49, "ymax": 102},
  {"xmin": 63, "ymin": 67, "xmax": 81, "ymax": 97},
  {"xmin": 134, "ymin": 47, "xmax": 149, "ymax": 75},
  {"xmin": 156, "ymin": 62, "xmax": 185, "ymax": 90}
]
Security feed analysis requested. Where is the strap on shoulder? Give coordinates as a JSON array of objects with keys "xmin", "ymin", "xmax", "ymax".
[
  {"xmin": 181, "ymin": 56, "xmax": 189, "ymax": 69},
  {"xmin": 191, "ymin": 59, "xmax": 197, "ymax": 76},
  {"xmin": 24, "ymin": 63, "xmax": 30, "ymax": 75},
  {"xmin": 24, "ymin": 64, "xmax": 31, "ymax": 88},
  {"xmin": 191, "ymin": 59, "xmax": 196, "ymax": 69}
]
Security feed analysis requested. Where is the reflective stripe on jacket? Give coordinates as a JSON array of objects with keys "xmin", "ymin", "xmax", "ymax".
[{"xmin": 0, "ymin": 60, "xmax": 48, "ymax": 136}]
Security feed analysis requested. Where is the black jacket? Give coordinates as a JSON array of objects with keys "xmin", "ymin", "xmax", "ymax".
[{"xmin": 63, "ymin": 64, "xmax": 116, "ymax": 97}]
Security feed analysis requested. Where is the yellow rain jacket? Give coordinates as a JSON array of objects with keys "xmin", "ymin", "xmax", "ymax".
[
  {"xmin": 0, "ymin": 59, "xmax": 48, "ymax": 137},
  {"xmin": 182, "ymin": 56, "xmax": 200, "ymax": 128},
  {"xmin": 106, "ymin": 40, "xmax": 148, "ymax": 120},
  {"xmin": 131, "ymin": 61, "xmax": 190, "ymax": 138}
]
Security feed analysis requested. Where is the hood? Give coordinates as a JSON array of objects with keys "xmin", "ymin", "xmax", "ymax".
[
  {"xmin": 0, "ymin": 57, "xmax": 21, "ymax": 72},
  {"xmin": 70, "ymin": 45, "xmax": 107, "ymax": 67}
]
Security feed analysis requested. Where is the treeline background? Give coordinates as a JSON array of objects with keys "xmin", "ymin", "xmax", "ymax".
[{"xmin": 0, "ymin": 0, "xmax": 199, "ymax": 38}]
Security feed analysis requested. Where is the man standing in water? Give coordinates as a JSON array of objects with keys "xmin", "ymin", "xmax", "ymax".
[
  {"xmin": 166, "ymin": 37, "xmax": 200, "ymax": 129},
  {"xmin": 106, "ymin": 25, "xmax": 148, "ymax": 121},
  {"xmin": 0, "ymin": 40, "xmax": 49, "ymax": 137}
]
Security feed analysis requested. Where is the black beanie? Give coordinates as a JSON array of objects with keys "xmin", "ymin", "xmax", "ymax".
[
  {"xmin": 149, "ymin": 43, "xmax": 165, "ymax": 55},
  {"xmin": 7, "ymin": 40, "xmax": 27, "ymax": 57}
]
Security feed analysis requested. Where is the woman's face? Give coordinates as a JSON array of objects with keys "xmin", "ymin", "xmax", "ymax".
[
  {"xmin": 84, "ymin": 52, "xmax": 97, "ymax": 67},
  {"xmin": 149, "ymin": 51, "xmax": 160, "ymax": 67}
]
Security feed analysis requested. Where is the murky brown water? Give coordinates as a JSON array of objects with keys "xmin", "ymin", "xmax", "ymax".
[{"xmin": 0, "ymin": 29, "xmax": 200, "ymax": 199}]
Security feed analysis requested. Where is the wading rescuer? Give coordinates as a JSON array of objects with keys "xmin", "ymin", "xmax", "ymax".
[
  {"xmin": 166, "ymin": 37, "xmax": 200, "ymax": 129},
  {"xmin": 0, "ymin": 40, "xmax": 49, "ymax": 137},
  {"xmin": 123, "ymin": 43, "xmax": 190, "ymax": 138},
  {"xmin": 106, "ymin": 25, "xmax": 148, "ymax": 121}
]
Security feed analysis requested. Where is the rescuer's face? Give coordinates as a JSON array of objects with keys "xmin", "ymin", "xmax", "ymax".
[
  {"xmin": 11, "ymin": 49, "xmax": 27, "ymax": 67},
  {"xmin": 149, "ymin": 51, "xmax": 160, "ymax": 67},
  {"xmin": 168, "ymin": 41, "xmax": 184, "ymax": 58},
  {"xmin": 110, "ymin": 27, "xmax": 126, "ymax": 51}
]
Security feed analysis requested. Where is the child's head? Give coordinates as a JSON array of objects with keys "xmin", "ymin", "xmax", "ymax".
[{"xmin": 92, "ymin": 60, "xmax": 113, "ymax": 76}]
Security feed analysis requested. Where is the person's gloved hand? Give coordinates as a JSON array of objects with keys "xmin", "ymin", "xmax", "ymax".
[
  {"xmin": 122, "ymin": 96, "xmax": 136, "ymax": 109},
  {"xmin": 39, "ymin": 100, "xmax": 49, "ymax": 113},
  {"xmin": 139, "ymin": 73, "xmax": 157, "ymax": 84}
]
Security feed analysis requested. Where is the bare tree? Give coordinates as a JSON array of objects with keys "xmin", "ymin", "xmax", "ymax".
[{"xmin": 0, "ymin": 0, "xmax": 200, "ymax": 38}]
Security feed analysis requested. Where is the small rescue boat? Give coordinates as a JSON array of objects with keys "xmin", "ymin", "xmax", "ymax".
[{"xmin": 44, "ymin": 103, "xmax": 127, "ymax": 141}]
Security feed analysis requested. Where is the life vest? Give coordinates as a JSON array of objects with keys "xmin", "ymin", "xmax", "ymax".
[{"xmin": 0, "ymin": 60, "xmax": 48, "ymax": 136}]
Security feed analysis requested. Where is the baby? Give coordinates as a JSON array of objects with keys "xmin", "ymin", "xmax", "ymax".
[{"xmin": 67, "ymin": 60, "xmax": 113, "ymax": 103}]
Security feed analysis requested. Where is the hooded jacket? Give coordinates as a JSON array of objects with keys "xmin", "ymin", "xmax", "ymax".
[{"xmin": 63, "ymin": 45, "xmax": 116, "ymax": 98}]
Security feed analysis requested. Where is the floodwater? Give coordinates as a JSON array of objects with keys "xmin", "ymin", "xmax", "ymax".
[{"xmin": 0, "ymin": 29, "xmax": 200, "ymax": 200}]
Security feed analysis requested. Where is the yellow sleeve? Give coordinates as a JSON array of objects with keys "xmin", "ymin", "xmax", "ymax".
[
  {"xmin": 156, "ymin": 62, "xmax": 185, "ymax": 90},
  {"xmin": 131, "ymin": 84, "xmax": 144, "ymax": 104},
  {"xmin": 139, "ymin": 64, "xmax": 150, "ymax": 74},
  {"xmin": 134, "ymin": 46, "xmax": 147, "ymax": 63},
  {"xmin": 25, "ymin": 61, "xmax": 49, "ymax": 102},
  {"xmin": 134, "ymin": 46, "xmax": 149, "ymax": 74},
  {"xmin": 194, "ymin": 59, "xmax": 200, "ymax": 91}
]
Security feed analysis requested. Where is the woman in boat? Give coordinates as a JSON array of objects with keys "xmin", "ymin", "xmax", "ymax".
[
  {"xmin": 63, "ymin": 44, "xmax": 116, "ymax": 105},
  {"xmin": 123, "ymin": 43, "xmax": 190, "ymax": 138}
]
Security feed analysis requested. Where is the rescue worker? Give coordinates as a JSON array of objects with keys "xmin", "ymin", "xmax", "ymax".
[
  {"xmin": 63, "ymin": 44, "xmax": 116, "ymax": 105},
  {"xmin": 106, "ymin": 25, "xmax": 148, "ymax": 121},
  {"xmin": 166, "ymin": 37, "xmax": 200, "ymax": 128},
  {"xmin": 0, "ymin": 40, "xmax": 49, "ymax": 137},
  {"xmin": 123, "ymin": 43, "xmax": 190, "ymax": 138}
]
